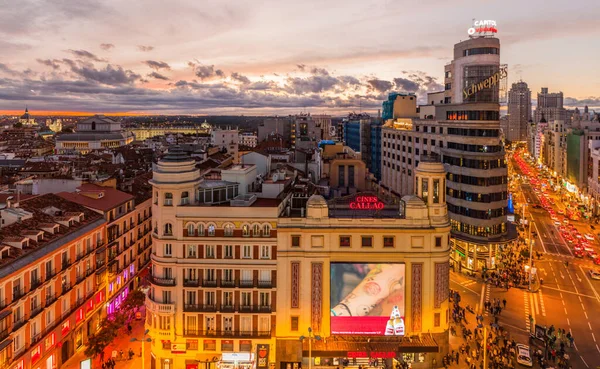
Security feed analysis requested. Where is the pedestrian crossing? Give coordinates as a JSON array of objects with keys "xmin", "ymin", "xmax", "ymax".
[
  {"xmin": 460, "ymin": 280, "xmax": 478, "ymax": 287},
  {"xmin": 484, "ymin": 284, "xmax": 491, "ymax": 317},
  {"xmin": 524, "ymin": 293, "xmax": 531, "ymax": 331}
]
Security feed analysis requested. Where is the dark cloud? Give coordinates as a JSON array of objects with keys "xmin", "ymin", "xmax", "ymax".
[
  {"xmin": 100, "ymin": 43, "xmax": 115, "ymax": 51},
  {"xmin": 231, "ymin": 72, "xmax": 251, "ymax": 84},
  {"xmin": 148, "ymin": 72, "xmax": 169, "ymax": 81},
  {"xmin": 296, "ymin": 64, "xmax": 306, "ymax": 71},
  {"xmin": 310, "ymin": 67, "xmax": 329, "ymax": 76},
  {"xmin": 338, "ymin": 76, "xmax": 361, "ymax": 86},
  {"xmin": 36, "ymin": 59, "xmax": 61, "ymax": 70},
  {"xmin": 285, "ymin": 75, "xmax": 340, "ymax": 94},
  {"xmin": 189, "ymin": 62, "xmax": 224, "ymax": 80},
  {"xmin": 367, "ymin": 79, "xmax": 393, "ymax": 93},
  {"xmin": 144, "ymin": 60, "xmax": 171, "ymax": 71},
  {"xmin": 67, "ymin": 49, "xmax": 107, "ymax": 62},
  {"xmin": 393, "ymin": 77, "xmax": 420, "ymax": 92},
  {"xmin": 0, "ymin": 63, "xmax": 19, "ymax": 76},
  {"xmin": 70, "ymin": 64, "xmax": 141, "ymax": 85},
  {"xmin": 565, "ymin": 97, "xmax": 600, "ymax": 107},
  {"xmin": 138, "ymin": 45, "xmax": 154, "ymax": 52}
]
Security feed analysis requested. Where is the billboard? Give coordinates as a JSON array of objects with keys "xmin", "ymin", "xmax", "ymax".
[{"xmin": 330, "ymin": 263, "xmax": 405, "ymax": 335}]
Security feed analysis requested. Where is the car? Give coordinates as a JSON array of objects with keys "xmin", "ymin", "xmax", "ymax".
[
  {"xmin": 588, "ymin": 251, "xmax": 598, "ymax": 259},
  {"xmin": 532, "ymin": 204, "xmax": 541, "ymax": 209},
  {"xmin": 516, "ymin": 344, "xmax": 533, "ymax": 367},
  {"xmin": 589, "ymin": 270, "xmax": 600, "ymax": 280},
  {"xmin": 591, "ymin": 225, "xmax": 596, "ymax": 230},
  {"xmin": 585, "ymin": 234, "xmax": 595, "ymax": 241},
  {"xmin": 584, "ymin": 245, "xmax": 594, "ymax": 252},
  {"xmin": 594, "ymin": 257, "xmax": 600, "ymax": 265},
  {"xmin": 554, "ymin": 221, "xmax": 561, "ymax": 226},
  {"xmin": 574, "ymin": 250, "xmax": 585, "ymax": 258}
]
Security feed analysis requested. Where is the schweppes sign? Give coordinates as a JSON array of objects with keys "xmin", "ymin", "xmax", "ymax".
[{"xmin": 463, "ymin": 66, "xmax": 507, "ymax": 100}]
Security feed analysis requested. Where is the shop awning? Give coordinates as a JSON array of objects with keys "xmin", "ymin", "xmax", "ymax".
[{"xmin": 301, "ymin": 335, "xmax": 439, "ymax": 357}]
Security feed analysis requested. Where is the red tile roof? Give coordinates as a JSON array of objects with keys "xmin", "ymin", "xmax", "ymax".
[{"xmin": 57, "ymin": 183, "xmax": 134, "ymax": 212}]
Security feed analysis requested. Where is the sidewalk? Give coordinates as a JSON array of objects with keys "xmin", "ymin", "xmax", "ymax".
[{"xmin": 62, "ymin": 312, "xmax": 151, "ymax": 369}]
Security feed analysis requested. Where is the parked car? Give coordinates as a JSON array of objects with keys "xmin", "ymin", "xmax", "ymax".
[{"xmin": 516, "ymin": 344, "xmax": 533, "ymax": 367}]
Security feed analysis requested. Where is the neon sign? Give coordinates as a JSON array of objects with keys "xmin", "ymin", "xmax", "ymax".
[
  {"xmin": 462, "ymin": 66, "xmax": 507, "ymax": 100},
  {"xmin": 348, "ymin": 352, "xmax": 396, "ymax": 359},
  {"xmin": 349, "ymin": 196, "xmax": 384, "ymax": 210},
  {"xmin": 468, "ymin": 20, "xmax": 498, "ymax": 36}
]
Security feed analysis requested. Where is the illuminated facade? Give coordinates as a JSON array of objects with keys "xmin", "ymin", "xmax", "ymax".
[
  {"xmin": 55, "ymin": 115, "xmax": 134, "ymax": 154},
  {"xmin": 0, "ymin": 194, "xmax": 107, "ymax": 369},
  {"xmin": 148, "ymin": 147, "xmax": 282, "ymax": 369},
  {"xmin": 276, "ymin": 160, "xmax": 451, "ymax": 369}
]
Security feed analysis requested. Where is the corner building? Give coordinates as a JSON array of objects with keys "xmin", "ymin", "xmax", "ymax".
[
  {"xmin": 148, "ymin": 147, "xmax": 280, "ymax": 369},
  {"xmin": 276, "ymin": 160, "xmax": 451, "ymax": 369},
  {"xmin": 381, "ymin": 36, "xmax": 515, "ymax": 272}
]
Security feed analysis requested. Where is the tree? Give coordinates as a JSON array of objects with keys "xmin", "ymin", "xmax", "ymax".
[
  {"xmin": 61, "ymin": 127, "xmax": 74, "ymax": 133},
  {"xmin": 121, "ymin": 289, "xmax": 146, "ymax": 320},
  {"xmin": 13, "ymin": 122, "xmax": 23, "ymax": 128},
  {"xmin": 84, "ymin": 315, "xmax": 125, "ymax": 359}
]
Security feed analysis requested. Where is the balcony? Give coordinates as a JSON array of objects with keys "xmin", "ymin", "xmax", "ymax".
[
  {"xmin": 220, "ymin": 279, "xmax": 236, "ymax": 288},
  {"xmin": 45, "ymin": 294, "xmax": 57, "ymax": 307},
  {"xmin": 0, "ymin": 328, "xmax": 9, "ymax": 342},
  {"xmin": 75, "ymin": 252, "xmax": 84, "ymax": 262},
  {"xmin": 239, "ymin": 305, "xmax": 272, "ymax": 313},
  {"xmin": 183, "ymin": 279, "xmax": 200, "ymax": 287},
  {"xmin": 61, "ymin": 282, "xmax": 73, "ymax": 295},
  {"xmin": 183, "ymin": 304, "xmax": 216, "ymax": 313},
  {"xmin": 45, "ymin": 268, "xmax": 56, "ymax": 280},
  {"xmin": 30, "ymin": 278, "xmax": 42, "ymax": 290},
  {"xmin": 61, "ymin": 259, "xmax": 71, "ymax": 271},
  {"xmin": 146, "ymin": 297, "xmax": 175, "ymax": 314},
  {"xmin": 220, "ymin": 304, "xmax": 235, "ymax": 313},
  {"xmin": 12, "ymin": 315, "xmax": 27, "ymax": 331},
  {"xmin": 30, "ymin": 305, "xmax": 43, "ymax": 319},
  {"xmin": 150, "ymin": 276, "xmax": 176, "ymax": 287},
  {"xmin": 31, "ymin": 332, "xmax": 42, "ymax": 344},
  {"xmin": 257, "ymin": 280, "xmax": 272, "ymax": 289},
  {"xmin": 183, "ymin": 329, "xmax": 271, "ymax": 338},
  {"xmin": 202, "ymin": 280, "xmax": 218, "ymax": 288},
  {"xmin": 76, "ymin": 273, "xmax": 85, "ymax": 284},
  {"xmin": 96, "ymin": 260, "xmax": 106, "ymax": 269},
  {"xmin": 239, "ymin": 280, "xmax": 254, "ymax": 288},
  {"xmin": 86, "ymin": 268, "xmax": 94, "ymax": 277},
  {"xmin": 12, "ymin": 288, "xmax": 25, "ymax": 302}
]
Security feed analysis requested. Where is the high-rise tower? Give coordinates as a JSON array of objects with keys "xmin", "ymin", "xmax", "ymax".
[{"xmin": 507, "ymin": 81, "xmax": 532, "ymax": 142}]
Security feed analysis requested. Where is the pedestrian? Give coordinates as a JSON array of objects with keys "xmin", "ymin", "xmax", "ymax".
[
  {"xmin": 139, "ymin": 348, "xmax": 142, "ymax": 357},
  {"xmin": 502, "ymin": 298, "xmax": 506, "ymax": 308}
]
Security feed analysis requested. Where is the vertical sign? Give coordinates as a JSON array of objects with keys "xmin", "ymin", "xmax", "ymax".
[{"xmin": 256, "ymin": 344, "xmax": 270, "ymax": 369}]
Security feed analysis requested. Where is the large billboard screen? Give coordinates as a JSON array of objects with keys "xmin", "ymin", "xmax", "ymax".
[{"xmin": 330, "ymin": 263, "xmax": 405, "ymax": 335}]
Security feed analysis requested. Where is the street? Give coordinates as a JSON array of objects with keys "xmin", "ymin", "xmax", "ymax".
[{"xmin": 448, "ymin": 151, "xmax": 600, "ymax": 369}]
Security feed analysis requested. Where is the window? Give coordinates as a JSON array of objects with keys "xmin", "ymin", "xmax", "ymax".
[
  {"xmin": 348, "ymin": 165, "xmax": 355, "ymax": 187},
  {"xmin": 435, "ymin": 236, "xmax": 442, "ymax": 247},
  {"xmin": 163, "ymin": 223, "xmax": 172, "ymax": 236},
  {"xmin": 205, "ymin": 245, "xmax": 215, "ymax": 258},
  {"xmin": 433, "ymin": 179, "xmax": 440, "ymax": 204},
  {"xmin": 181, "ymin": 191, "xmax": 189, "ymax": 205},
  {"xmin": 260, "ymin": 246, "xmax": 270, "ymax": 259},
  {"xmin": 259, "ymin": 292, "xmax": 270, "ymax": 307},
  {"xmin": 291, "ymin": 235, "xmax": 301, "ymax": 247},
  {"xmin": 164, "ymin": 193, "xmax": 173, "ymax": 206},
  {"xmin": 243, "ymin": 245, "xmax": 252, "ymax": 259},
  {"xmin": 361, "ymin": 236, "xmax": 373, "ymax": 247},
  {"xmin": 223, "ymin": 269, "xmax": 234, "ymax": 282},
  {"xmin": 242, "ymin": 225, "xmax": 250, "ymax": 237},
  {"xmin": 338, "ymin": 165, "xmax": 345, "ymax": 187},
  {"xmin": 186, "ymin": 223, "xmax": 195, "ymax": 236},
  {"xmin": 186, "ymin": 245, "xmax": 197, "ymax": 258},
  {"xmin": 241, "ymin": 291, "xmax": 251, "ymax": 306},
  {"xmin": 339, "ymin": 236, "xmax": 351, "ymax": 247},
  {"xmin": 164, "ymin": 244, "xmax": 172, "ymax": 257},
  {"xmin": 207, "ymin": 224, "xmax": 215, "ymax": 236},
  {"xmin": 253, "ymin": 224, "xmax": 260, "ymax": 237},
  {"xmin": 240, "ymin": 316, "xmax": 251, "ymax": 333},
  {"xmin": 262, "ymin": 224, "xmax": 271, "ymax": 237},
  {"xmin": 383, "ymin": 236, "xmax": 394, "ymax": 248},
  {"xmin": 291, "ymin": 316, "xmax": 299, "ymax": 331},
  {"xmin": 224, "ymin": 224, "xmax": 234, "ymax": 237},
  {"xmin": 197, "ymin": 224, "xmax": 204, "ymax": 236},
  {"xmin": 224, "ymin": 245, "xmax": 233, "ymax": 258},
  {"xmin": 223, "ymin": 317, "xmax": 233, "ymax": 332}
]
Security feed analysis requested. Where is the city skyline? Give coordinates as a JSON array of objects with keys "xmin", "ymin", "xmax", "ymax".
[{"xmin": 0, "ymin": 0, "xmax": 599, "ymax": 115}]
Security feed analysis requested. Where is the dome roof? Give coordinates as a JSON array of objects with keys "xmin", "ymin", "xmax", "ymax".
[
  {"xmin": 307, "ymin": 194, "xmax": 327, "ymax": 207},
  {"xmin": 401, "ymin": 194, "xmax": 426, "ymax": 207},
  {"xmin": 161, "ymin": 145, "xmax": 192, "ymax": 162}
]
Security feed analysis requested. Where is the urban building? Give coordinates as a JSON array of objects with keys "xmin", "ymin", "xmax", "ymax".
[
  {"xmin": 312, "ymin": 115, "xmax": 333, "ymax": 140},
  {"xmin": 147, "ymin": 147, "xmax": 285, "ymax": 369},
  {"xmin": 320, "ymin": 143, "xmax": 370, "ymax": 195},
  {"xmin": 506, "ymin": 81, "xmax": 531, "ymax": 142},
  {"xmin": 45, "ymin": 118, "xmax": 63, "ymax": 133},
  {"xmin": 239, "ymin": 133, "xmax": 258, "ymax": 148},
  {"xmin": 211, "ymin": 127, "xmax": 239, "ymax": 160},
  {"xmin": 381, "ymin": 35, "xmax": 514, "ymax": 271},
  {"xmin": 0, "ymin": 194, "xmax": 106, "ymax": 369},
  {"xmin": 57, "ymin": 182, "xmax": 153, "ymax": 315},
  {"xmin": 127, "ymin": 125, "xmax": 211, "ymax": 141},
  {"xmin": 541, "ymin": 119, "xmax": 567, "ymax": 177},
  {"xmin": 382, "ymin": 93, "xmax": 419, "ymax": 121},
  {"xmin": 18, "ymin": 107, "xmax": 36, "ymax": 126},
  {"xmin": 276, "ymin": 159, "xmax": 451, "ymax": 368},
  {"xmin": 292, "ymin": 115, "xmax": 323, "ymax": 152},
  {"xmin": 55, "ymin": 115, "xmax": 135, "ymax": 154},
  {"xmin": 258, "ymin": 118, "xmax": 291, "ymax": 144}
]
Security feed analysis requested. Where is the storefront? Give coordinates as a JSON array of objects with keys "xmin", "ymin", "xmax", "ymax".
[
  {"xmin": 221, "ymin": 352, "xmax": 255, "ymax": 369},
  {"xmin": 451, "ymin": 223, "xmax": 518, "ymax": 272}
]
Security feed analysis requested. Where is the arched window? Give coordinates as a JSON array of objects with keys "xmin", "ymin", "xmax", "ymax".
[
  {"xmin": 164, "ymin": 193, "xmax": 173, "ymax": 206},
  {"xmin": 197, "ymin": 224, "xmax": 205, "ymax": 236},
  {"xmin": 164, "ymin": 223, "xmax": 173, "ymax": 236},
  {"xmin": 262, "ymin": 224, "xmax": 271, "ymax": 237},
  {"xmin": 242, "ymin": 224, "xmax": 250, "ymax": 237},
  {"xmin": 186, "ymin": 223, "xmax": 195, "ymax": 236},
  {"xmin": 181, "ymin": 191, "xmax": 189, "ymax": 205},
  {"xmin": 224, "ymin": 224, "xmax": 234, "ymax": 237},
  {"xmin": 253, "ymin": 224, "xmax": 260, "ymax": 237},
  {"xmin": 208, "ymin": 224, "xmax": 215, "ymax": 236},
  {"xmin": 91, "ymin": 121, "xmax": 96, "ymax": 130}
]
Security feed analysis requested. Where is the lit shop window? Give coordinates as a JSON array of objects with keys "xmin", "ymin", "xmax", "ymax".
[
  {"xmin": 61, "ymin": 321, "xmax": 70, "ymax": 336},
  {"xmin": 45, "ymin": 333, "xmax": 55, "ymax": 350},
  {"xmin": 31, "ymin": 345, "xmax": 42, "ymax": 363},
  {"xmin": 76, "ymin": 308, "xmax": 84, "ymax": 324}
]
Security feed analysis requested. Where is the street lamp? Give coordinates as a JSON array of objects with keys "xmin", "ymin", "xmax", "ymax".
[
  {"xmin": 130, "ymin": 329, "xmax": 152, "ymax": 369},
  {"xmin": 299, "ymin": 327, "xmax": 321, "ymax": 369}
]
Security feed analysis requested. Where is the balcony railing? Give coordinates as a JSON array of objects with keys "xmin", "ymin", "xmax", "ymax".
[
  {"xmin": 12, "ymin": 315, "xmax": 27, "ymax": 331},
  {"xmin": 220, "ymin": 304, "xmax": 235, "ymax": 313},
  {"xmin": 31, "ymin": 332, "xmax": 42, "ymax": 344},
  {"xmin": 220, "ymin": 279, "xmax": 236, "ymax": 288},
  {"xmin": 257, "ymin": 280, "xmax": 273, "ymax": 288},
  {"xmin": 30, "ymin": 278, "xmax": 41, "ymax": 290},
  {"xmin": 239, "ymin": 280, "xmax": 255, "ymax": 288},
  {"xmin": 45, "ymin": 294, "xmax": 57, "ymax": 307},
  {"xmin": 146, "ymin": 296, "xmax": 175, "ymax": 314},
  {"xmin": 76, "ymin": 273, "xmax": 85, "ymax": 284},
  {"xmin": 96, "ymin": 260, "xmax": 106, "ymax": 269},
  {"xmin": 30, "ymin": 305, "xmax": 43, "ymax": 319},
  {"xmin": 61, "ymin": 259, "xmax": 71, "ymax": 271},
  {"xmin": 86, "ymin": 268, "xmax": 94, "ymax": 277},
  {"xmin": 150, "ymin": 276, "xmax": 176, "ymax": 287},
  {"xmin": 239, "ymin": 305, "xmax": 272, "ymax": 313},
  {"xmin": 202, "ymin": 280, "xmax": 218, "ymax": 288},
  {"xmin": 183, "ymin": 329, "xmax": 271, "ymax": 338},
  {"xmin": 183, "ymin": 304, "xmax": 217, "ymax": 312},
  {"xmin": 0, "ymin": 328, "xmax": 9, "ymax": 342},
  {"xmin": 183, "ymin": 279, "xmax": 200, "ymax": 287},
  {"xmin": 45, "ymin": 268, "xmax": 56, "ymax": 280},
  {"xmin": 61, "ymin": 283, "xmax": 73, "ymax": 295},
  {"xmin": 12, "ymin": 288, "xmax": 25, "ymax": 302}
]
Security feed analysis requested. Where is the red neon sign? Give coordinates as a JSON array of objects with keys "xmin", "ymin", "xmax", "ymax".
[
  {"xmin": 348, "ymin": 352, "xmax": 395, "ymax": 359},
  {"xmin": 349, "ymin": 196, "xmax": 384, "ymax": 210}
]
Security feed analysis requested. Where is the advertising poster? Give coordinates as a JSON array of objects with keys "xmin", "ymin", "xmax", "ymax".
[
  {"xmin": 256, "ymin": 344, "xmax": 270, "ymax": 369},
  {"xmin": 330, "ymin": 263, "xmax": 405, "ymax": 335}
]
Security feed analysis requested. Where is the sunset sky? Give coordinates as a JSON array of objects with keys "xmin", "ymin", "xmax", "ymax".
[{"xmin": 0, "ymin": 0, "xmax": 599, "ymax": 115}]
